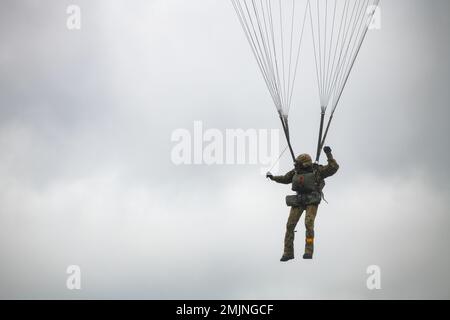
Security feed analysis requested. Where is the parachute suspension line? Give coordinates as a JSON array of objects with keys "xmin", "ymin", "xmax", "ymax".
[
  {"xmin": 232, "ymin": 0, "xmax": 300, "ymax": 114},
  {"xmin": 309, "ymin": 0, "xmax": 330, "ymax": 162},
  {"xmin": 316, "ymin": 1, "xmax": 323, "ymax": 107},
  {"xmin": 279, "ymin": 113, "xmax": 296, "ymax": 163},
  {"xmin": 327, "ymin": 0, "xmax": 361, "ymax": 97},
  {"xmin": 328, "ymin": 0, "xmax": 368, "ymax": 107},
  {"xmin": 287, "ymin": 0, "xmax": 309, "ymax": 114},
  {"xmin": 315, "ymin": 111, "xmax": 326, "ymax": 163},
  {"xmin": 308, "ymin": 0, "xmax": 380, "ymax": 161},
  {"xmin": 268, "ymin": 144, "xmax": 289, "ymax": 173},
  {"xmin": 241, "ymin": 1, "xmax": 282, "ymax": 106},
  {"xmin": 286, "ymin": 0, "xmax": 295, "ymax": 114},
  {"xmin": 231, "ymin": 0, "xmax": 310, "ymax": 162},
  {"xmin": 234, "ymin": 0, "xmax": 283, "ymax": 110},
  {"xmin": 252, "ymin": 0, "xmax": 283, "ymax": 107},
  {"xmin": 260, "ymin": 0, "xmax": 281, "ymax": 106},
  {"xmin": 308, "ymin": 1, "xmax": 323, "ymax": 110},
  {"xmin": 231, "ymin": 0, "xmax": 279, "ymax": 109},
  {"xmin": 318, "ymin": 0, "xmax": 366, "ymax": 154},
  {"xmin": 332, "ymin": 0, "xmax": 378, "ymax": 112},
  {"xmin": 323, "ymin": 0, "xmax": 338, "ymax": 103},
  {"xmin": 311, "ymin": 0, "xmax": 359, "ymax": 111},
  {"xmin": 320, "ymin": 0, "xmax": 380, "ymax": 151},
  {"xmin": 266, "ymin": 0, "xmax": 283, "ymax": 110},
  {"xmin": 279, "ymin": 0, "xmax": 286, "ymax": 110},
  {"xmin": 322, "ymin": 0, "xmax": 328, "ymax": 106}
]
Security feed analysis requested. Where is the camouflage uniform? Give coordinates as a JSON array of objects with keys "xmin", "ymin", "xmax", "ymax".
[{"xmin": 272, "ymin": 156, "xmax": 339, "ymax": 259}]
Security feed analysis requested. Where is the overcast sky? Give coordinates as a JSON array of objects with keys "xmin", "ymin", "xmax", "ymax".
[{"xmin": 1, "ymin": 0, "xmax": 449, "ymax": 299}]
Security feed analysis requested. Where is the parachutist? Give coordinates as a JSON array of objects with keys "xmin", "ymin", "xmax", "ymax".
[
  {"xmin": 269, "ymin": 147, "xmax": 339, "ymax": 261},
  {"xmin": 233, "ymin": 1, "xmax": 376, "ymax": 261}
]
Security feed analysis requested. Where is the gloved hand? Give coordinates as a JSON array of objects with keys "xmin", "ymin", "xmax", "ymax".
[
  {"xmin": 323, "ymin": 146, "xmax": 333, "ymax": 159},
  {"xmin": 266, "ymin": 172, "xmax": 274, "ymax": 180}
]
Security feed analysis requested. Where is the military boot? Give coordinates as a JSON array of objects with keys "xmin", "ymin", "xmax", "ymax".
[
  {"xmin": 280, "ymin": 254, "xmax": 294, "ymax": 262},
  {"xmin": 303, "ymin": 237, "xmax": 314, "ymax": 259}
]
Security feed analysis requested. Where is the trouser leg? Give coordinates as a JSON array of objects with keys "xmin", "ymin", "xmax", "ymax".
[
  {"xmin": 304, "ymin": 205, "xmax": 318, "ymax": 256},
  {"xmin": 284, "ymin": 206, "xmax": 304, "ymax": 256}
]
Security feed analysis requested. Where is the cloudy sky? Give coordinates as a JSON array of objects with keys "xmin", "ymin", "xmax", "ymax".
[{"xmin": 1, "ymin": 0, "xmax": 449, "ymax": 299}]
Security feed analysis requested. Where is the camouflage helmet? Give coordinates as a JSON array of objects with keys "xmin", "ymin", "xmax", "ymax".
[{"xmin": 296, "ymin": 154, "xmax": 312, "ymax": 167}]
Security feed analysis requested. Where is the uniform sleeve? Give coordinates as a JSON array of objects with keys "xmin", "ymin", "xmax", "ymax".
[
  {"xmin": 319, "ymin": 158, "xmax": 340, "ymax": 179},
  {"xmin": 272, "ymin": 170, "xmax": 295, "ymax": 185}
]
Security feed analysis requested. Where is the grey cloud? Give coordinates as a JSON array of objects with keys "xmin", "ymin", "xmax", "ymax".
[{"xmin": 0, "ymin": 0, "xmax": 449, "ymax": 299}]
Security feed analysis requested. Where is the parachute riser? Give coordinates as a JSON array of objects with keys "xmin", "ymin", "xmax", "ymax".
[
  {"xmin": 315, "ymin": 110, "xmax": 326, "ymax": 163},
  {"xmin": 278, "ymin": 114, "xmax": 296, "ymax": 163},
  {"xmin": 320, "ymin": 113, "xmax": 334, "ymax": 153}
]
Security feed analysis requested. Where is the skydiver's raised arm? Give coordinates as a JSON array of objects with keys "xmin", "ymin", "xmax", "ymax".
[
  {"xmin": 267, "ymin": 170, "xmax": 295, "ymax": 185},
  {"xmin": 319, "ymin": 146, "xmax": 340, "ymax": 179}
]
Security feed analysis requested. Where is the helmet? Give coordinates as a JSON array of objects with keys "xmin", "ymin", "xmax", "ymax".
[{"xmin": 296, "ymin": 154, "xmax": 312, "ymax": 167}]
